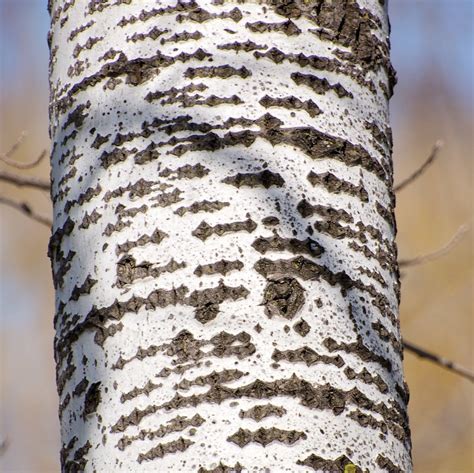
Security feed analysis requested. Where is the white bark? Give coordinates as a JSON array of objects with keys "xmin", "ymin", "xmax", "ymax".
[{"xmin": 49, "ymin": 0, "xmax": 411, "ymax": 471}]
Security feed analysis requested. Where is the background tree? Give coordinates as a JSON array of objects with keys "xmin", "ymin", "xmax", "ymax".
[{"xmin": 0, "ymin": 0, "xmax": 474, "ymax": 472}]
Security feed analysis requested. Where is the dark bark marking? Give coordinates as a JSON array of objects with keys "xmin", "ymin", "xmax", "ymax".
[
  {"xmin": 192, "ymin": 218, "xmax": 257, "ymax": 241},
  {"xmin": 176, "ymin": 369, "xmax": 246, "ymax": 391},
  {"xmin": 263, "ymin": 277, "xmax": 305, "ymax": 319},
  {"xmin": 127, "ymin": 26, "xmax": 168, "ymax": 42},
  {"xmin": 48, "ymin": 217, "xmax": 75, "ymax": 264},
  {"xmin": 145, "ymin": 83, "xmax": 208, "ymax": 103},
  {"xmin": 159, "ymin": 163, "xmax": 209, "ymax": 180},
  {"xmin": 349, "ymin": 409, "xmax": 406, "ymax": 443},
  {"xmin": 292, "ymin": 71, "xmax": 353, "ymax": 98},
  {"xmin": 184, "ymin": 65, "xmax": 251, "ymax": 79},
  {"xmin": 344, "ymin": 366, "xmax": 388, "ymax": 394},
  {"xmin": 63, "ymin": 440, "xmax": 91, "ymax": 473},
  {"xmin": 293, "ymin": 318, "xmax": 311, "ymax": 337},
  {"xmin": 111, "ymin": 373, "xmax": 407, "ymax": 438},
  {"xmin": 246, "ymin": 19, "xmax": 301, "ymax": 36},
  {"xmin": 221, "ymin": 169, "xmax": 284, "ymax": 189},
  {"xmin": 137, "ymin": 437, "xmax": 193, "ymax": 463},
  {"xmin": 116, "ymin": 228, "xmax": 168, "ymax": 256},
  {"xmin": 198, "ymin": 462, "xmax": 244, "ymax": 473},
  {"xmin": 218, "ymin": 40, "xmax": 267, "ymax": 52},
  {"xmin": 116, "ymin": 256, "xmax": 185, "ymax": 287},
  {"xmin": 187, "ymin": 281, "xmax": 250, "ymax": 324},
  {"xmin": 239, "ymin": 403, "xmax": 287, "ymax": 422},
  {"xmin": 102, "ymin": 218, "xmax": 131, "ymax": 237},
  {"xmin": 227, "ymin": 427, "xmax": 306, "ymax": 447},
  {"xmin": 307, "ymin": 171, "xmax": 368, "ymax": 202},
  {"xmin": 259, "ymin": 94, "xmax": 322, "ymax": 118},
  {"xmin": 176, "ymin": 6, "xmax": 242, "ymax": 24},
  {"xmin": 117, "ymin": 1, "xmax": 200, "ymax": 27},
  {"xmin": 297, "ymin": 199, "xmax": 353, "ymax": 223},
  {"xmin": 272, "ymin": 346, "xmax": 344, "ymax": 367},
  {"xmin": 297, "ymin": 453, "xmax": 363, "ymax": 472},
  {"xmin": 68, "ymin": 20, "xmax": 95, "ymax": 41},
  {"xmin": 165, "ymin": 113, "xmax": 387, "ymax": 183},
  {"xmin": 324, "ymin": 336, "xmax": 392, "ymax": 372},
  {"xmin": 64, "ymin": 183, "xmax": 102, "ymax": 213},
  {"xmin": 117, "ymin": 414, "xmax": 204, "ymax": 451},
  {"xmin": 70, "ymin": 275, "xmax": 97, "ymax": 301},
  {"xmin": 194, "ymin": 259, "xmax": 244, "ymax": 276},
  {"xmin": 79, "ymin": 209, "xmax": 102, "ymax": 229},
  {"xmin": 63, "ymin": 101, "xmax": 90, "ymax": 130},
  {"xmin": 376, "ymin": 454, "xmax": 404, "ymax": 473},
  {"xmin": 252, "ymin": 234, "xmax": 324, "ymax": 258},
  {"xmin": 174, "ymin": 200, "xmax": 230, "ymax": 216},
  {"xmin": 83, "ymin": 381, "xmax": 101, "ymax": 418},
  {"xmin": 372, "ymin": 321, "xmax": 403, "ymax": 356},
  {"xmin": 150, "ymin": 188, "xmax": 184, "ymax": 208},
  {"xmin": 254, "ymin": 47, "xmax": 376, "ymax": 94},
  {"xmin": 72, "ymin": 377, "xmax": 89, "ymax": 397},
  {"xmin": 73, "ymin": 35, "xmax": 102, "ymax": 58},
  {"xmin": 161, "ymin": 30, "xmax": 203, "ymax": 44},
  {"xmin": 120, "ymin": 380, "xmax": 161, "ymax": 403},
  {"xmin": 104, "ymin": 178, "xmax": 160, "ymax": 202},
  {"xmin": 261, "ymin": 216, "xmax": 280, "ymax": 226}
]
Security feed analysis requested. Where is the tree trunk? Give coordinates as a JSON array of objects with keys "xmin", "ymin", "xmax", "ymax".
[{"xmin": 48, "ymin": 0, "xmax": 411, "ymax": 471}]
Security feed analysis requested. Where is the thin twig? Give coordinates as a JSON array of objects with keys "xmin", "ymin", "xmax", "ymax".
[
  {"xmin": 0, "ymin": 131, "xmax": 27, "ymax": 158},
  {"xmin": 0, "ymin": 195, "xmax": 52, "ymax": 227},
  {"xmin": 0, "ymin": 149, "xmax": 47, "ymax": 169},
  {"xmin": 404, "ymin": 340, "xmax": 474, "ymax": 383},
  {"xmin": 399, "ymin": 224, "xmax": 470, "ymax": 267},
  {"xmin": 0, "ymin": 170, "xmax": 50, "ymax": 191},
  {"xmin": 394, "ymin": 140, "xmax": 443, "ymax": 192}
]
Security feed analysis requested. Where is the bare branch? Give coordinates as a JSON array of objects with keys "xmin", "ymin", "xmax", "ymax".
[
  {"xmin": 0, "ymin": 170, "xmax": 50, "ymax": 191},
  {"xmin": 399, "ymin": 224, "xmax": 470, "ymax": 268},
  {"xmin": 404, "ymin": 340, "xmax": 474, "ymax": 383},
  {"xmin": 394, "ymin": 140, "xmax": 443, "ymax": 192},
  {"xmin": 0, "ymin": 149, "xmax": 47, "ymax": 169},
  {"xmin": 0, "ymin": 195, "xmax": 52, "ymax": 227},
  {"xmin": 0, "ymin": 131, "xmax": 27, "ymax": 158}
]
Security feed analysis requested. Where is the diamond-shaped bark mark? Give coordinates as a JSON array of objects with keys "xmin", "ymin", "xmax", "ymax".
[
  {"xmin": 221, "ymin": 170, "xmax": 285, "ymax": 189},
  {"xmin": 297, "ymin": 454, "xmax": 363, "ymax": 472},
  {"xmin": 137, "ymin": 437, "xmax": 193, "ymax": 463},
  {"xmin": 192, "ymin": 218, "xmax": 257, "ymax": 241},
  {"xmin": 272, "ymin": 347, "xmax": 345, "ymax": 368},
  {"xmin": 197, "ymin": 462, "xmax": 244, "ymax": 473},
  {"xmin": 227, "ymin": 427, "xmax": 306, "ymax": 448},
  {"xmin": 293, "ymin": 318, "xmax": 311, "ymax": 337},
  {"xmin": 263, "ymin": 277, "xmax": 305, "ymax": 319},
  {"xmin": 239, "ymin": 403, "xmax": 287, "ymax": 422},
  {"xmin": 252, "ymin": 234, "xmax": 324, "ymax": 257}
]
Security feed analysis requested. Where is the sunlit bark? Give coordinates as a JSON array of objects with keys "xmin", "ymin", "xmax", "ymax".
[{"xmin": 49, "ymin": 0, "xmax": 411, "ymax": 471}]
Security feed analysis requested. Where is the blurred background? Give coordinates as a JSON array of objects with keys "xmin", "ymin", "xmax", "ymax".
[{"xmin": 0, "ymin": 0, "xmax": 472, "ymax": 471}]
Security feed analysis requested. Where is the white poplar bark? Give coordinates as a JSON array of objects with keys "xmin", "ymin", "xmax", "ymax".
[{"xmin": 49, "ymin": 0, "xmax": 411, "ymax": 471}]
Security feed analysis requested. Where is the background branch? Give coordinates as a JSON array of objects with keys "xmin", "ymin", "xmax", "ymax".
[
  {"xmin": 0, "ymin": 170, "xmax": 50, "ymax": 191},
  {"xmin": 399, "ymin": 224, "xmax": 470, "ymax": 267},
  {"xmin": 404, "ymin": 340, "xmax": 474, "ymax": 383},
  {"xmin": 394, "ymin": 140, "xmax": 443, "ymax": 192},
  {"xmin": 0, "ymin": 195, "xmax": 51, "ymax": 227},
  {"xmin": 0, "ymin": 149, "xmax": 47, "ymax": 169}
]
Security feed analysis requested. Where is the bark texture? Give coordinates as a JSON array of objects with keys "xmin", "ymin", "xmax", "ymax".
[{"xmin": 49, "ymin": 0, "xmax": 411, "ymax": 471}]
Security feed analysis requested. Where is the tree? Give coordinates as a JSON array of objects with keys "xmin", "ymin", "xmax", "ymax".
[{"xmin": 48, "ymin": 0, "xmax": 412, "ymax": 471}]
